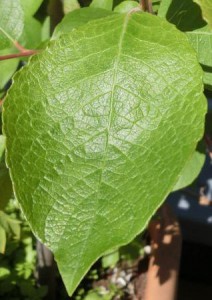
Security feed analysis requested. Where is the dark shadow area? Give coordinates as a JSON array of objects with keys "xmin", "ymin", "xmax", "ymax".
[
  {"xmin": 165, "ymin": 0, "xmax": 206, "ymax": 31},
  {"xmin": 178, "ymin": 241, "xmax": 212, "ymax": 299},
  {"xmin": 201, "ymin": 64, "xmax": 212, "ymax": 74}
]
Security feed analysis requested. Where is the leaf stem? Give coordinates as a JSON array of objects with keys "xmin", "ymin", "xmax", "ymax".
[
  {"xmin": 13, "ymin": 41, "xmax": 28, "ymax": 52},
  {"xmin": 140, "ymin": 0, "xmax": 153, "ymax": 13},
  {"xmin": 0, "ymin": 49, "xmax": 38, "ymax": 61},
  {"xmin": 0, "ymin": 98, "xmax": 4, "ymax": 106}
]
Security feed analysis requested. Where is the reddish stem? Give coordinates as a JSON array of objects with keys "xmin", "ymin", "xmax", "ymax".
[
  {"xmin": 0, "ymin": 49, "xmax": 38, "ymax": 61},
  {"xmin": 13, "ymin": 41, "xmax": 28, "ymax": 52},
  {"xmin": 0, "ymin": 99, "xmax": 4, "ymax": 106}
]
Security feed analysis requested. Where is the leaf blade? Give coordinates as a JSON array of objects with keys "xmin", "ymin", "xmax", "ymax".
[{"xmin": 3, "ymin": 13, "xmax": 206, "ymax": 295}]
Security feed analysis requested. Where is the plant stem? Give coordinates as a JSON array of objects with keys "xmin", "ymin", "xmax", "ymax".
[
  {"xmin": 0, "ymin": 49, "xmax": 38, "ymax": 61},
  {"xmin": 140, "ymin": 0, "xmax": 153, "ymax": 13},
  {"xmin": 13, "ymin": 41, "xmax": 28, "ymax": 52},
  {"xmin": 0, "ymin": 98, "xmax": 4, "ymax": 106}
]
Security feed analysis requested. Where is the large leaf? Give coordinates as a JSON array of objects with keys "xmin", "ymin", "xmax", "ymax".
[
  {"xmin": 90, "ymin": 0, "xmax": 113, "ymax": 10},
  {"xmin": 3, "ymin": 13, "xmax": 206, "ymax": 295},
  {"xmin": 0, "ymin": 0, "xmax": 24, "ymax": 50},
  {"xmin": 194, "ymin": 0, "xmax": 212, "ymax": 28},
  {"xmin": 158, "ymin": 0, "xmax": 212, "ymax": 89},
  {"xmin": 52, "ymin": 7, "xmax": 113, "ymax": 39}
]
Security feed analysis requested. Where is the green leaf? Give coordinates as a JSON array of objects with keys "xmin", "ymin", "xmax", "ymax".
[
  {"xmin": 102, "ymin": 249, "xmax": 119, "ymax": 268},
  {"xmin": 194, "ymin": 0, "xmax": 212, "ymax": 28},
  {"xmin": 0, "ymin": 136, "xmax": 6, "ymax": 158},
  {"xmin": 0, "ymin": 211, "xmax": 20, "ymax": 238},
  {"xmin": 20, "ymin": 0, "xmax": 44, "ymax": 17},
  {"xmin": 0, "ymin": 226, "xmax": 6, "ymax": 254},
  {"xmin": 187, "ymin": 25, "xmax": 212, "ymax": 90},
  {"xmin": 41, "ymin": 17, "xmax": 51, "ymax": 42},
  {"xmin": 204, "ymin": 71, "xmax": 212, "ymax": 90},
  {"xmin": 0, "ymin": 266, "xmax": 10, "ymax": 279},
  {"xmin": 0, "ymin": 0, "xmax": 24, "ymax": 49},
  {"xmin": 19, "ymin": 17, "xmax": 42, "ymax": 49},
  {"xmin": 158, "ymin": 0, "xmax": 212, "ymax": 89},
  {"xmin": 173, "ymin": 150, "xmax": 205, "ymax": 191},
  {"xmin": 152, "ymin": 0, "xmax": 162, "ymax": 13},
  {"xmin": 63, "ymin": 0, "xmax": 80, "ymax": 14},
  {"xmin": 52, "ymin": 7, "xmax": 113, "ymax": 39},
  {"xmin": 3, "ymin": 13, "xmax": 206, "ymax": 295},
  {"xmin": 90, "ymin": 0, "xmax": 113, "ymax": 10},
  {"xmin": 114, "ymin": 1, "xmax": 139, "ymax": 13},
  {"xmin": 158, "ymin": 0, "xmax": 206, "ymax": 31},
  {"xmin": 0, "ymin": 49, "xmax": 19, "ymax": 91},
  {"xmin": 0, "ymin": 137, "xmax": 13, "ymax": 210}
]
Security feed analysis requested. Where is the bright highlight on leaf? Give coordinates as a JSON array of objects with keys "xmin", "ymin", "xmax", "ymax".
[{"xmin": 3, "ymin": 12, "xmax": 206, "ymax": 295}]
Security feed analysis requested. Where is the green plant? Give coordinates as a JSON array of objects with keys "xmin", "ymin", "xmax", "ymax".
[
  {"xmin": 0, "ymin": 0, "xmax": 211, "ymax": 296},
  {"xmin": 0, "ymin": 199, "xmax": 47, "ymax": 300}
]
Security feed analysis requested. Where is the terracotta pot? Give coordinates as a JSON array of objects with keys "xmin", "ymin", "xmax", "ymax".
[{"xmin": 144, "ymin": 204, "xmax": 182, "ymax": 300}]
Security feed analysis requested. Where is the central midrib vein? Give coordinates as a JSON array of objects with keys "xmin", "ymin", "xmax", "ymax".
[{"xmin": 65, "ymin": 13, "xmax": 132, "ymax": 291}]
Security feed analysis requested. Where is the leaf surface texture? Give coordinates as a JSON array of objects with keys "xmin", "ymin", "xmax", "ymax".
[{"xmin": 3, "ymin": 13, "xmax": 206, "ymax": 295}]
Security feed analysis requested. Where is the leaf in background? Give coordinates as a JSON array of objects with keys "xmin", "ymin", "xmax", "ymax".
[
  {"xmin": 0, "ymin": 136, "xmax": 6, "ymax": 158},
  {"xmin": 63, "ymin": 0, "xmax": 80, "ymax": 14},
  {"xmin": 41, "ymin": 17, "xmax": 51, "ymax": 42},
  {"xmin": 20, "ymin": 0, "xmax": 44, "ymax": 17},
  {"xmin": 90, "ymin": 0, "xmax": 113, "ymax": 10},
  {"xmin": 158, "ymin": 0, "xmax": 206, "ymax": 31},
  {"xmin": 0, "ymin": 136, "xmax": 13, "ymax": 210},
  {"xmin": 194, "ymin": 0, "xmax": 212, "ymax": 28},
  {"xmin": 52, "ymin": 7, "xmax": 113, "ymax": 39},
  {"xmin": 187, "ymin": 25, "xmax": 212, "ymax": 90},
  {"xmin": 204, "ymin": 72, "xmax": 212, "ymax": 91},
  {"xmin": 0, "ymin": 50, "xmax": 19, "ymax": 92},
  {"xmin": 152, "ymin": 0, "xmax": 162, "ymax": 13},
  {"xmin": 3, "ymin": 13, "xmax": 206, "ymax": 295},
  {"xmin": 114, "ymin": 1, "xmax": 139, "ymax": 13},
  {"xmin": 0, "ymin": 0, "xmax": 24, "ymax": 50},
  {"xmin": 0, "ymin": 226, "xmax": 6, "ymax": 253},
  {"xmin": 173, "ymin": 150, "xmax": 205, "ymax": 191},
  {"xmin": 19, "ymin": 18, "xmax": 42, "ymax": 49},
  {"xmin": 102, "ymin": 249, "xmax": 119, "ymax": 268},
  {"xmin": 0, "ymin": 211, "xmax": 21, "ymax": 253},
  {"xmin": 0, "ymin": 163, "xmax": 13, "ymax": 210},
  {"xmin": 158, "ymin": 0, "xmax": 212, "ymax": 90}
]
